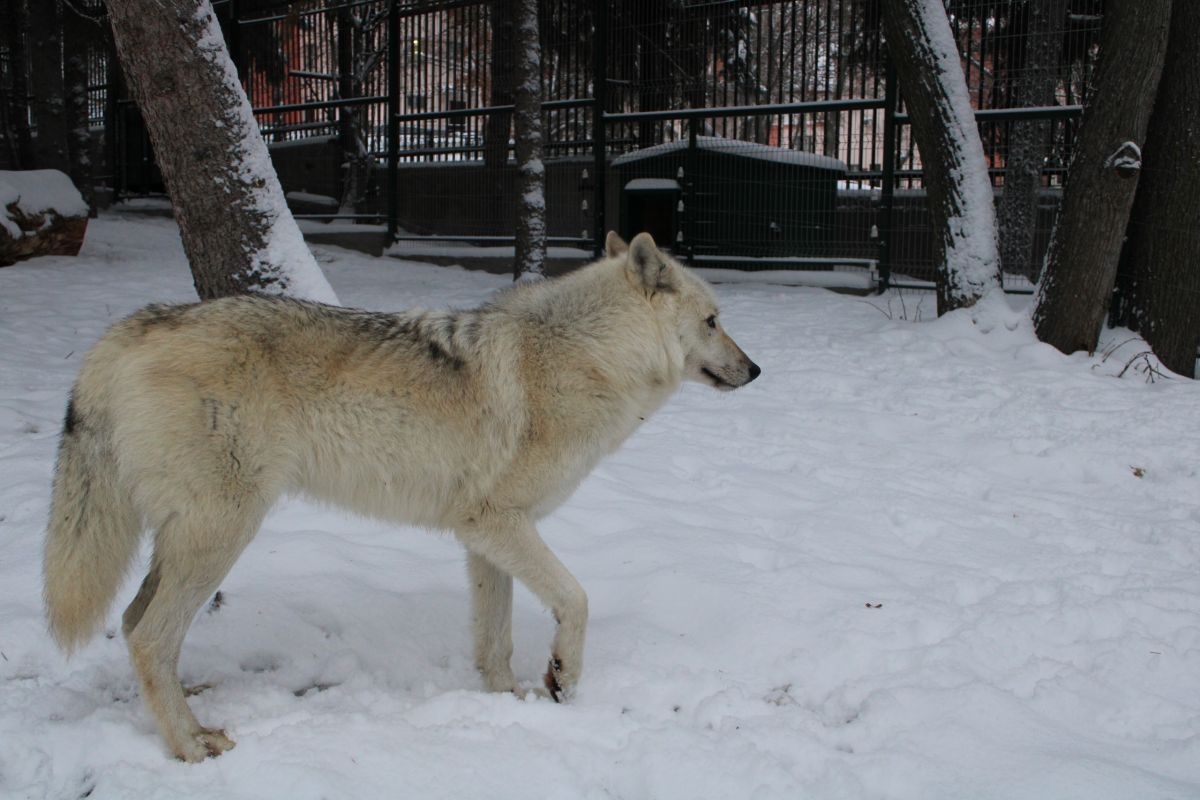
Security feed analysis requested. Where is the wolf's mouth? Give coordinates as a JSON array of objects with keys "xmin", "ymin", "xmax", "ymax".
[{"xmin": 701, "ymin": 367, "xmax": 736, "ymax": 390}]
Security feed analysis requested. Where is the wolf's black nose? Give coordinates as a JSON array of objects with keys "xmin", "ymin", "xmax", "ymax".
[{"xmin": 747, "ymin": 361, "xmax": 761, "ymax": 382}]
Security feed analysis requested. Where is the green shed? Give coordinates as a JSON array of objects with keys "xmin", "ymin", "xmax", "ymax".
[{"xmin": 612, "ymin": 136, "xmax": 847, "ymax": 264}]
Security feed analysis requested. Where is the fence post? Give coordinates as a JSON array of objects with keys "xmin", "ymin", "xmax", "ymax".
[
  {"xmin": 386, "ymin": 0, "xmax": 400, "ymax": 242},
  {"xmin": 877, "ymin": 56, "xmax": 898, "ymax": 292},
  {"xmin": 591, "ymin": 0, "xmax": 607, "ymax": 256}
]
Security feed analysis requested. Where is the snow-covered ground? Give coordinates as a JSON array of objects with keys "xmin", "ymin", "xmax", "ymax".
[{"xmin": 1, "ymin": 212, "xmax": 1198, "ymax": 799}]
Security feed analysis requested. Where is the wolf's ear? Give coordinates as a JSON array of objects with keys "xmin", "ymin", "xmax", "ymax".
[
  {"xmin": 626, "ymin": 232, "xmax": 677, "ymax": 295},
  {"xmin": 605, "ymin": 231, "xmax": 628, "ymax": 257}
]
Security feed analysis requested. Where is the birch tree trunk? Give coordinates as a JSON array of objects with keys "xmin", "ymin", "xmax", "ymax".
[
  {"xmin": 1032, "ymin": 0, "xmax": 1169, "ymax": 355},
  {"xmin": 511, "ymin": 0, "xmax": 545, "ymax": 280},
  {"xmin": 105, "ymin": 0, "xmax": 339, "ymax": 303},
  {"xmin": 880, "ymin": 0, "xmax": 1000, "ymax": 315},
  {"xmin": 1110, "ymin": 0, "xmax": 1199, "ymax": 377},
  {"xmin": 997, "ymin": 0, "xmax": 1066, "ymax": 281}
]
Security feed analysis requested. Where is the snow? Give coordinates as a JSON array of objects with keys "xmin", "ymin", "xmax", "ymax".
[
  {"xmin": 192, "ymin": 2, "xmax": 339, "ymax": 306},
  {"xmin": 1105, "ymin": 141, "xmax": 1143, "ymax": 174},
  {"xmin": 285, "ymin": 191, "xmax": 340, "ymax": 208},
  {"xmin": 0, "ymin": 170, "xmax": 89, "ymax": 238},
  {"xmin": 2, "ymin": 212, "xmax": 1199, "ymax": 798},
  {"xmin": 612, "ymin": 137, "xmax": 848, "ymax": 173},
  {"xmin": 625, "ymin": 178, "xmax": 682, "ymax": 192}
]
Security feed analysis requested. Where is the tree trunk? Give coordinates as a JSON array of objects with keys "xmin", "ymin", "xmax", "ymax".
[
  {"xmin": 881, "ymin": 0, "xmax": 1000, "ymax": 315},
  {"xmin": 63, "ymin": 2, "xmax": 98, "ymax": 213},
  {"xmin": 512, "ymin": 0, "xmax": 545, "ymax": 280},
  {"xmin": 105, "ymin": 0, "xmax": 338, "ymax": 303},
  {"xmin": 1032, "ymin": 0, "xmax": 1169, "ymax": 355},
  {"xmin": 485, "ymin": 0, "xmax": 515, "ymax": 171},
  {"xmin": 1111, "ymin": 0, "xmax": 1199, "ymax": 377},
  {"xmin": 997, "ymin": 0, "xmax": 1066, "ymax": 281},
  {"xmin": 1, "ymin": 0, "xmax": 35, "ymax": 169},
  {"xmin": 336, "ymin": 3, "xmax": 371, "ymax": 216},
  {"xmin": 636, "ymin": 4, "xmax": 668, "ymax": 148},
  {"xmin": 28, "ymin": 0, "xmax": 71, "ymax": 172}
]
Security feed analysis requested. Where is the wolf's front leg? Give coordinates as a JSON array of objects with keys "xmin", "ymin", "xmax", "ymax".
[
  {"xmin": 468, "ymin": 552, "xmax": 517, "ymax": 693},
  {"xmin": 458, "ymin": 510, "xmax": 587, "ymax": 701}
]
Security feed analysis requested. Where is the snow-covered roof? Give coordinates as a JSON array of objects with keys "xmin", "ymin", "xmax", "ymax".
[
  {"xmin": 624, "ymin": 178, "xmax": 681, "ymax": 192},
  {"xmin": 612, "ymin": 136, "xmax": 847, "ymax": 172}
]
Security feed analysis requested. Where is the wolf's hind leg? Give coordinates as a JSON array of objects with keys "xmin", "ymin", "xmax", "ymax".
[
  {"xmin": 122, "ymin": 559, "xmax": 162, "ymax": 638},
  {"xmin": 125, "ymin": 507, "xmax": 263, "ymax": 762},
  {"xmin": 458, "ymin": 511, "xmax": 587, "ymax": 702},
  {"xmin": 468, "ymin": 552, "xmax": 516, "ymax": 693}
]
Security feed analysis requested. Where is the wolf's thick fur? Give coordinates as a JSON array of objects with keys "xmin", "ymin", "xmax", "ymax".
[{"xmin": 44, "ymin": 232, "xmax": 759, "ymax": 761}]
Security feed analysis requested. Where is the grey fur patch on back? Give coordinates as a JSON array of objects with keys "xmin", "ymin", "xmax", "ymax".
[
  {"xmin": 348, "ymin": 307, "xmax": 473, "ymax": 371},
  {"xmin": 133, "ymin": 303, "xmax": 189, "ymax": 333}
]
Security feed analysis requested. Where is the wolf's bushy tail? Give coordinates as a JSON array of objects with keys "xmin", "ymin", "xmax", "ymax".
[{"xmin": 44, "ymin": 390, "xmax": 142, "ymax": 652}]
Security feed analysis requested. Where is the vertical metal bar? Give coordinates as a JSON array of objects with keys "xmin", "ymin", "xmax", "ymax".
[
  {"xmin": 591, "ymin": 0, "xmax": 606, "ymax": 255},
  {"xmin": 686, "ymin": 120, "xmax": 697, "ymax": 264},
  {"xmin": 386, "ymin": 0, "xmax": 400, "ymax": 241},
  {"xmin": 877, "ymin": 56, "xmax": 898, "ymax": 291}
]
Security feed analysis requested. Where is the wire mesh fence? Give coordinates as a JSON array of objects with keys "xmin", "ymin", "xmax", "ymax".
[{"xmin": 3, "ymin": 0, "xmax": 1113, "ymax": 287}]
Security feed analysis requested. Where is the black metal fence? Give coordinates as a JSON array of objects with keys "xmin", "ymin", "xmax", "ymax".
[{"xmin": 91, "ymin": 0, "xmax": 1105, "ymax": 285}]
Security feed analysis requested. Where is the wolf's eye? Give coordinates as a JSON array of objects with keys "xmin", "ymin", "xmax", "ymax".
[{"xmin": 705, "ymin": 315, "xmax": 717, "ymax": 329}]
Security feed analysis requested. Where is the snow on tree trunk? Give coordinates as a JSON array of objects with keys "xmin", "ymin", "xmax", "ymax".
[
  {"xmin": 1032, "ymin": 0, "xmax": 1169, "ymax": 355},
  {"xmin": 997, "ymin": 0, "xmax": 1066, "ymax": 282},
  {"xmin": 105, "ymin": 0, "xmax": 339, "ymax": 304},
  {"xmin": 29, "ymin": 0, "xmax": 70, "ymax": 173},
  {"xmin": 1110, "ymin": 0, "xmax": 1199, "ymax": 378},
  {"xmin": 881, "ymin": 0, "xmax": 1000, "ymax": 316},
  {"xmin": 511, "ymin": 0, "xmax": 545, "ymax": 281},
  {"xmin": 335, "ymin": 2, "xmax": 377, "ymax": 217}
]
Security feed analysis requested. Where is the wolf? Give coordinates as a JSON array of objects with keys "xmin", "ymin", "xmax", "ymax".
[{"xmin": 43, "ymin": 231, "xmax": 760, "ymax": 761}]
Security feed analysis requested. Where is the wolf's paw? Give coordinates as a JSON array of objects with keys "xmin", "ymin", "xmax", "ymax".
[
  {"xmin": 480, "ymin": 667, "xmax": 519, "ymax": 695},
  {"xmin": 175, "ymin": 728, "xmax": 236, "ymax": 763},
  {"xmin": 543, "ymin": 656, "xmax": 576, "ymax": 703}
]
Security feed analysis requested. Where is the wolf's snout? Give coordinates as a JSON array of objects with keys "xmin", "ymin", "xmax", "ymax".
[{"xmin": 747, "ymin": 361, "xmax": 761, "ymax": 383}]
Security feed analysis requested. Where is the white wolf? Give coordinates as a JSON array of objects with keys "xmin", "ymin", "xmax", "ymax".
[{"xmin": 43, "ymin": 231, "xmax": 760, "ymax": 761}]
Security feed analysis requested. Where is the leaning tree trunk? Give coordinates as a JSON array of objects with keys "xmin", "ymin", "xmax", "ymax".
[
  {"xmin": 1111, "ymin": 0, "xmax": 1200, "ymax": 377},
  {"xmin": 1032, "ymin": 0, "xmax": 1169, "ymax": 355},
  {"xmin": 28, "ymin": 0, "xmax": 71, "ymax": 172},
  {"xmin": 880, "ymin": 0, "xmax": 1000, "ymax": 316},
  {"xmin": 511, "ymin": 0, "xmax": 545, "ymax": 280},
  {"xmin": 105, "ymin": 0, "xmax": 338, "ymax": 303},
  {"xmin": 997, "ymin": 0, "xmax": 1066, "ymax": 282}
]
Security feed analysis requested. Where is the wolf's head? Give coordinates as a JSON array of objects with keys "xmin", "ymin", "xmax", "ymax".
[{"xmin": 606, "ymin": 231, "xmax": 761, "ymax": 391}]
